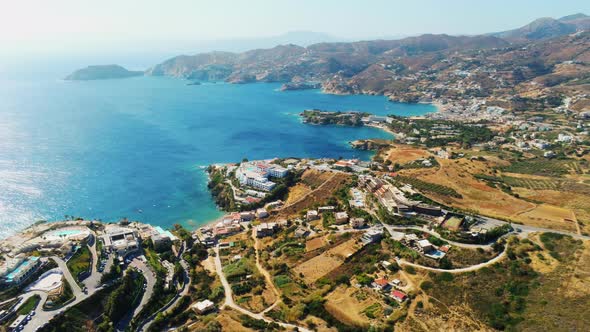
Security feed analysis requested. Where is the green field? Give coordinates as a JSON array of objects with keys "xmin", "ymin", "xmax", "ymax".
[
  {"xmin": 67, "ymin": 246, "xmax": 91, "ymax": 282},
  {"xmin": 393, "ymin": 176, "xmax": 462, "ymax": 198},
  {"xmin": 17, "ymin": 294, "xmax": 40, "ymax": 315}
]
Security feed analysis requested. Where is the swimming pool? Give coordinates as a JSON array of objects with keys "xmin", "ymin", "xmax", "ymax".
[
  {"xmin": 43, "ymin": 227, "xmax": 91, "ymax": 241},
  {"xmin": 425, "ymin": 250, "xmax": 446, "ymax": 259},
  {"xmin": 6, "ymin": 256, "xmax": 40, "ymax": 282},
  {"xmin": 155, "ymin": 226, "xmax": 178, "ymax": 240}
]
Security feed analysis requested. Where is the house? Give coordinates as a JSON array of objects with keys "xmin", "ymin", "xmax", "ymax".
[
  {"xmin": 417, "ymin": 239, "xmax": 433, "ymax": 253},
  {"xmin": 361, "ymin": 228, "xmax": 383, "ymax": 245},
  {"xmin": 256, "ymin": 208, "xmax": 269, "ymax": 219},
  {"xmin": 391, "ymin": 290, "xmax": 408, "ymax": 303},
  {"xmin": 294, "ymin": 227, "xmax": 308, "ymax": 238},
  {"xmin": 318, "ymin": 206, "xmax": 335, "ymax": 213},
  {"xmin": 240, "ymin": 211, "xmax": 256, "ymax": 221},
  {"xmin": 306, "ymin": 210, "xmax": 319, "ymax": 221},
  {"xmin": 191, "ymin": 299, "xmax": 216, "ymax": 314},
  {"xmin": 350, "ymin": 217, "xmax": 365, "ymax": 229},
  {"xmin": 334, "ymin": 212, "xmax": 349, "ymax": 225},
  {"xmin": 372, "ymin": 278, "xmax": 391, "ymax": 291},
  {"xmin": 151, "ymin": 234, "xmax": 172, "ymax": 252},
  {"xmin": 255, "ymin": 223, "xmax": 278, "ymax": 238}
]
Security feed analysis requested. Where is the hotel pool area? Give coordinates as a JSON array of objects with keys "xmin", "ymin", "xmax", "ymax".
[
  {"xmin": 155, "ymin": 226, "xmax": 178, "ymax": 241},
  {"xmin": 43, "ymin": 227, "xmax": 91, "ymax": 242},
  {"xmin": 5, "ymin": 256, "xmax": 40, "ymax": 283}
]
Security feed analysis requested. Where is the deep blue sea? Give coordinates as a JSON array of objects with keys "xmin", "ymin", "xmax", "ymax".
[{"xmin": 0, "ymin": 61, "xmax": 435, "ymax": 238}]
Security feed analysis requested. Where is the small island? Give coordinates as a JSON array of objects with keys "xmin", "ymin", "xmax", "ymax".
[
  {"xmin": 280, "ymin": 82, "xmax": 321, "ymax": 91},
  {"xmin": 300, "ymin": 109, "xmax": 369, "ymax": 126},
  {"xmin": 65, "ymin": 64, "xmax": 144, "ymax": 81}
]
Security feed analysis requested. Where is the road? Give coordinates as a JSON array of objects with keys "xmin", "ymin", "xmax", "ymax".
[
  {"xmin": 139, "ymin": 244, "xmax": 191, "ymax": 332},
  {"xmin": 129, "ymin": 258, "xmax": 156, "ymax": 321},
  {"xmin": 23, "ymin": 256, "xmax": 92, "ymax": 332},
  {"xmin": 395, "ymin": 244, "xmax": 508, "ymax": 274},
  {"xmin": 251, "ymin": 229, "xmax": 281, "ymax": 313},
  {"xmin": 84, "ymin": 235, "xmax": 101, "ymax": 292},
  {"xmin": 213, "ymin": 245, "xmax": 311, "ymax": 332}
]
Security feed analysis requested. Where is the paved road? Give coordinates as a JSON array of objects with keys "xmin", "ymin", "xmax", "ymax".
[
  {"xmin": 84, "ymin": 236, "xmax": 101, "ymax": 291},
  {"xmin": 23, "ymin": 257, "xmax": 92, "ymax": 332},
  {"xmin": 213, "ymin": 245, "xmax": 311, "ymax": 332},
  {"xmin": 139, "ymin": 245, "xmax": 191, "ymax": 332},
  {"xmin": 395, "ymin": 244, "xmax": 508, "ymax": 274},
  {"xmin": 51, "ymin": 256, "xmax": 82, "ymax": 297},
  {"xmin": 130, "ymin": 258, "xmax": 156, "ymax": 320}
]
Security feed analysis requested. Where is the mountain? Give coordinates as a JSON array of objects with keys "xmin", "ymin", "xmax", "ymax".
[
  {"xmin": 146, "ymin": 34, "xmax": 508, "ymax": 83},
  {"xmin": 492, "ymin": 13, "xmax": 589, "ymax": 41},
  {"xmin": 559, "ymin": 13, "xmax": 590, "ymax": 30},
  {"xmin": 65, "ymin": 65, "xmax": 143, "ymax": 80}
]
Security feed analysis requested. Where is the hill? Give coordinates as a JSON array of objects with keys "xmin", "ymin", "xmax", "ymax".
[
  {"xmin": 65, "ymin": 65, "xmax": 143, "ymax": 81},
  {"xmin": 492, "ymin": 13, "xmax": 590, "ymax": 41}
]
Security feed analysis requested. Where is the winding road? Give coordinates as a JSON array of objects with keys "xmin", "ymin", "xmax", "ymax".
[
  {"xmin": 213, "ymin": 245, "xmax": 311, "ymax": 332},
  {"xmin": 23, "ymin": 256, "xmax": 93, "ymax": 332},
  {"xmin": 395, "ymin": 244, "xmax": 508, "ymax": 274}
]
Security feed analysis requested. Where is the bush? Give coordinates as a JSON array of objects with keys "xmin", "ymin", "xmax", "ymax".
[{"xmin": 420, "ymin": 281, "xmax": 433, "ymax": 290}]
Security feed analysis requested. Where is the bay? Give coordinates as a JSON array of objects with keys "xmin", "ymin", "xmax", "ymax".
[{"xmin": 0, "ymin": 74, "xmax": 435, "ymax": 238}]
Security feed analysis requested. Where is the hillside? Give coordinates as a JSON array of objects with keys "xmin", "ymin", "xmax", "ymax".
[{"xmin": 140, "ymin": 14, "xmax": 589, "ymax": 111}]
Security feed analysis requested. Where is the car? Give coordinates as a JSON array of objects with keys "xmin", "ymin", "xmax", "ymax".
[{"xmin": 31, "ymin": 310, "xmax": 36, "ymax": 316}]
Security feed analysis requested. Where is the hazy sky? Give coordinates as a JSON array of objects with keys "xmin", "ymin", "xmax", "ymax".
[{"xmin": 2, "ymin": 0, "xmax": 589, "ymax": 55}]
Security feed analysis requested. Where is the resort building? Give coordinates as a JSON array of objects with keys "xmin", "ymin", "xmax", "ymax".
[
  {"xmin": 1, "ymin": 256, "xmax": 41, "ymax": 285},
  {"xmin": 102, "ymin": 226, "xmax": 140, "ymax": 257},
  {"xmin": 236, "ymin": 161, "xmax": 289, "ymax": 192}
]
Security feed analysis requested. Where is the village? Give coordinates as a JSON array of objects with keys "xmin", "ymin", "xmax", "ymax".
[{"xmin": 1, "ymin": 146, "xmax": 589, "ymax": 331}]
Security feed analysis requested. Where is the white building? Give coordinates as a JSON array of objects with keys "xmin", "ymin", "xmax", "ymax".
[
  {"xmin": 236, "ymin": 161, "xmax": 289, "ymax": 192},
  {"xmin": 191, "ymin": 299, "xmax": 215, "ymax": 314},
  {"xmin": 102, "ymin": 227, "xmax": 139, "ymax": 257},
  {"xmin": 1, "ymin": 256, "xmax": 41, "ymax": 285}
]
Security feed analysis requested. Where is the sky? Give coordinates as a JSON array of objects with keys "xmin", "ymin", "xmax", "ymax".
[{"xmin": 1, "ymin": 0, "xmax": 589, "ymax": 56}]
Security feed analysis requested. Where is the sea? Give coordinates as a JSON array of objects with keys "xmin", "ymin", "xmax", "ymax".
[{"xmin": 0, "ymin": 55, "xmax": 435, "ymax": 239}]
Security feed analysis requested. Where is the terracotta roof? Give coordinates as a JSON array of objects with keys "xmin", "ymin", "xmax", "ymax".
[
  {"xmin": 391, "ymin": 290, "xmax": 407, "ymax": 300},
  {"xmin": 374, "ymin": 278, "xmax": 389, "ymax": 286}
]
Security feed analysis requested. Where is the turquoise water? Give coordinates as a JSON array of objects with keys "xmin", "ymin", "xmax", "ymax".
[
  {"xmin": 6, "ymin": 257, "xmax": 39, "ymax": 281},
  {"xmin": 51, "ymin": 229, "xmax": 83, "ymax": 237},
  {"xmin": 0, "ymin": 73, "xmax": 435, "ymax": 238}
]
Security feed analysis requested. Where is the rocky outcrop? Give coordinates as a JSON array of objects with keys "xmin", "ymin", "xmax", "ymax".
[{"xmin": 349, "ymin": 139, "xmax": 390, "ymax": 150}]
